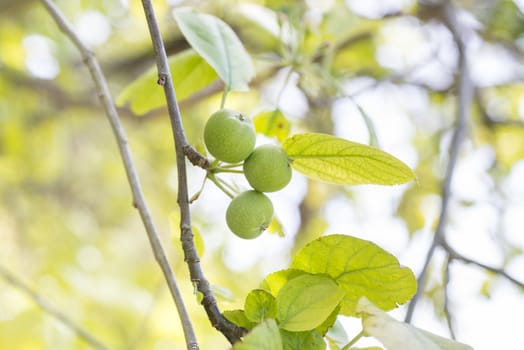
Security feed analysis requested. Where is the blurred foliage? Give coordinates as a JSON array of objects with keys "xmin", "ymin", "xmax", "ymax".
[{"xmin": 0, "ymin": 0, "xmax": 523, "ymax": 349}]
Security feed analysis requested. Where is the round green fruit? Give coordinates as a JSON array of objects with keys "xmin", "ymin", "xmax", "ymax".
[
  {"xmin": 226, "ymin": 190, "xmax": 274, "ymax": 239},
  {"xmin": 204, "ymin": 109, "xmax": 256, "ymax": 163},
  {"xmin": 243, "ymin": 144, "xmax": 292, "ymax": 192}
]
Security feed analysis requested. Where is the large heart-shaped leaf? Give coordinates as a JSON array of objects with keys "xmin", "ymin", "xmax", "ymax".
[{"xmin": 291, "ymin": 234, "xmax": 416, "ymax": 316}]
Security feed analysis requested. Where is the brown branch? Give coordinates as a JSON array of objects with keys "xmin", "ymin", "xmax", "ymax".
[
  {"xmin": 0, "ymin": 266, "xmax": 110, "ymax": 350},
  {"xmin": 39, "ymin": 1, "xmax": 198, "ymax": 349},
  {"xmin": 139, "ymin": 1, "xmax": 245, "ymax": 345}
]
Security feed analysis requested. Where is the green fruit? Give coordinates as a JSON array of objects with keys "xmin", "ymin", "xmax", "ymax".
[
  {"xmin": 204, "ymin": 109, "xmax": 256, "ymax": 163},
  {"xmin": 243, "ymin": 144, "xmax": 292, "ymax": 192},
  {"xmin": 226, "ymin": 190, "xmax": 274, "ymax": 239}
]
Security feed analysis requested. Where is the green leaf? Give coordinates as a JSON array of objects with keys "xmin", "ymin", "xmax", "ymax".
[
  {"xmin": 253, "ymin": 109, "xmax": 291, "ymax": 142},
  {"xmin": 233, "ymin": 319, "xmax": 283, "ymax": 350},
  {"xmin": 223, "ymin": 309, "xmax": 257, "ymax": 331},
  {"xmin": 282, "ymin": 133, "xmax": 415, "ymax": 185},
  {"xmin": 173, "ymin": 8, "xmax": 255, "ymax": 91},
  {"xmin": 280, "ymin": 329, "xmax": 326, "ymax": 350},
  {"xmin": 316, "ymin": 305, "xmax": 340, "ymax": 336},
  {"xmin": 260, "ymin": 269, "xmax": 307, "ymax": 296},
  {"xmin": 276, "ymin": 274, "xmax": 345, "ymax": 332},
  {"xmin": 291, "ymin": 234, "xmax": 416, "ymax": 316},
  {"xmin": 245, "ymin": 289, "xmax": 278, "ymax": 323},
  {"xmin": 326, "ymin": 338, "xmax": 341, "ymax": 350},
  {"xmin": 357, "ymin": 297, "xmax": 473, "ymax": 350},
  {"xmin": 116, "ymin": 49, "xmax": 217, "ymax": 115},
  {"xmin": 267, "ymin": 215, "xmax": 285, "ymax": 237}
]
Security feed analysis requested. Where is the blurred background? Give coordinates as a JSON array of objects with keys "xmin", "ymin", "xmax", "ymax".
[{"xmin": 1, "ymin": 0, "xmax": 523, "ymax": 349}]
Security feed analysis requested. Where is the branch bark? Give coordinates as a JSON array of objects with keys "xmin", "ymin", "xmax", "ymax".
[
  {"xmin": 139, "ymin": 0, "xmax": 245, "ymax": 345},
  {"xmin": 39, "ymin": 1, "xmax": 198, "ymax": 349}
]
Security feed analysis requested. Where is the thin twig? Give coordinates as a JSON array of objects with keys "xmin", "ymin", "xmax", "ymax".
[
  {"xmin": 341, "ymin": 329, "xmax": 365, "ymax": 350},
  {"xmin": 405, "ymin": 0, "xmax": 473, "ymax": 322},
  {"xmin": 0, "ymin": 266, "xmax": 110, "ymax": 350},
  {"xmin": 140, "ymin": 1, "xmax": 245, "ymax": 344},
  {"xmin": 39, "ymin": 1, "xmax": 198, "ymax": 349},
  {"xmin": 446, "ymin": 245, "xmax": 524, "ymax": 289},
  {"xmin": 442, "ymin": 258, "xmax": 456, "ymax": 339}
]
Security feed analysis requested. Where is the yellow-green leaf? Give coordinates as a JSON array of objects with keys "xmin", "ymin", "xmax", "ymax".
[
  {"xmin": 253, "ymin": 109, "xmax": 291, "ymax": 142},
  {"xmin": 260, "ymin": 269, "xmax": 307, "ymax": 296},
  {"xmin": 282, "ymin": 133, "xmax": 415, "ymax": 186},
  {"xmin": 224, "ymin": 309, "xmax": 257, "ymax": 331},
  {"xmin": 267, "ymin": 216, "xmax": 285, "ymax": 237},
  {"xmin": 233, "ymin": 319, "xmax": 283, "ymax": 350},
  {"xmin": 117, "ymin": 49, "xmax": 217, "ymax": 115},
  {"xmin": 276, "ymin": 274, "xmax": 344, "ymax": 332},
  {"xmin": 291, "ymin": 234, "xmax": 416, "ymax": 316},
  {"xmin": 279, "ymin": 329, "xmax": 326, "ymax": 350},
  {"xmin": 244, "ymin": 289, "xmax": 277, "ymax": 323}
]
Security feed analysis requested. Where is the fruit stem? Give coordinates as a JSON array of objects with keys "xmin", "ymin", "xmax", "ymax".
[
  {"xmin": 341, "ymin": 329, "xmax": 364, "ymax": 350},
  {"xmin": 208, "ymin": 162, "xmax": 244, "ymax": 174},
  {"xmin": 207, "ymin": 162, "xmax": 243, "ymax": 174},
  {"xmin": 216, "ymin": 176, "xmax": 240, "ymax": 196},
  {"xmin": 206, "ymin": 173, "xmax": 236, "ymax": 199},
  {"xmin": 211, "ymin": 168, "xmax": 244, "ymax": 174},
  {"xmin": 214, "ymin": 162, "xmax": 243, "ymax": 169}
]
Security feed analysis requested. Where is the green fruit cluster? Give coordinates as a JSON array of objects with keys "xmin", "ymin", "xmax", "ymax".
[{"xmin": 203, "ymin": 109, "xmax": 293, "ymax": 239}]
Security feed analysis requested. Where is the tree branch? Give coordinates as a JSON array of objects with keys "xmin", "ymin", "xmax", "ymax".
[
  {"xmin": 0, "ymin": 266, "xmax": 110, "ymax": 350},
  {"xmin": 406, "ymin": 0, "xmax": 524, "ymax": 327},
  {"xmin": 139, "ymin": 1, "xmax": 245, "ymax": 345},
  {"xmin": 445, "ymin": 244, "xmax": 524, "ymax": 289},
  {"xmin": 39, "ymin": 1, "xmax": 198, "ymax": 349},
  {"xmin": 442, "ymin": 258, "xmax": 456, "ymax": 339},
  {"xmin": 405, "ymin": 0, "xmax": 473, "ymax": 323}
]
